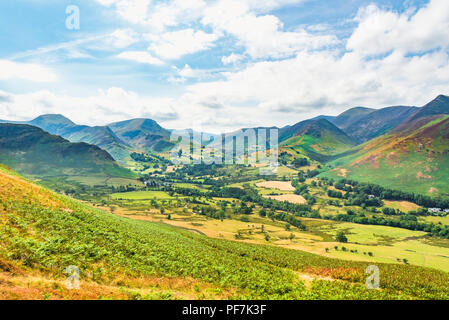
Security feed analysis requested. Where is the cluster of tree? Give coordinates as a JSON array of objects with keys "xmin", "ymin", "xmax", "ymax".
[
  {"xmin": 322, "ymin": 178, "xmax": 449, "ymax": 210},
  {"xmin": 237, "ymin": 202, "xmax": 256, "ymax": 215},
  {"xmin": 131, "ymin": 152, "xmax": 170, "ymax": 165},
  {"xmin": 111, "ymin": 185, "xmax": 138, "ymax": 193},
  {"xmin": 175, "ymin": 164, "xmax": 225, "ymax": 177},
  {"xmin": 193, "ymin": 205, "xmax": 226, "ymax": 220},
  {"xmin": 292, "ymin": 158, "xmax": 309, "ymax": 168},
  {"xmin": 327, "ymin": 189, "xmax": 343, "ymax": 199},
  {"xmin": 269, "ymin": 211, "xmax": 306, "ymax": 230},
  {"xmin": 328, "ymin": 212, "xmax": 449, "ymax": 239},
  {"xmin": 326, "ymin": 181, "xmax": 385, "ymax": 208}
]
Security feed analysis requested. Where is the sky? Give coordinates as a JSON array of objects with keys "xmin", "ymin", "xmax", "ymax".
[{"xmin": 0, "ymin": 0, "xmax": 448, "ymax": 133}]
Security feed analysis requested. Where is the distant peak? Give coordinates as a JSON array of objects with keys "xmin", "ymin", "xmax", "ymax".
[
  {"xmin": 31, "ymin": 114, "xmax": 75, "ymax": 125},
  {"xmin": 434, "ymin": 94, "xmax": 449, "ymax": 101}
]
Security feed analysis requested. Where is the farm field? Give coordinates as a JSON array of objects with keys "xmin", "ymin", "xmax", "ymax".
[
  {"xmin": 256, "ymin": 181, "xmax": 295, "ymax": 191},
  {"xmin": 263, "ymin": 194, "xmax": 307, "ymax": 204},
  {"xmin": 110, "ymin": 191, "xmax": 178, "ymax": 200},
  {"xmin": 3, "ymin": 164, "xmax": 449, "ymax": 300},
  {"xmin": 106, "ymin": 203, "xmax": 449, "ymax": 272}
]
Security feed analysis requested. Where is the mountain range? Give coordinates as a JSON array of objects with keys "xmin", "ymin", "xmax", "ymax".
[
  {"xmin": 0, "ymin": 123, "xmax": 134, "ymax": 179},
  {"xmin": 325, "ymin": 95, "xmax": 449, "ymax": 195},
  {"xmin": 1, "ymin": 94, "xmax": 448, "ymax": 195}
]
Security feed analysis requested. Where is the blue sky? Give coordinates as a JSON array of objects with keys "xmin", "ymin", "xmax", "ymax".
[{"xmin": 0, "ymin": 0, "xmax": 447, "ymax": 132}]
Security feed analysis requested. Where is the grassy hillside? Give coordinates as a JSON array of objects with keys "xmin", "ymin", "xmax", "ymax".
[
  {"xmin": 29, "ymin": 114, "xmax": 76, "ymax": 135},
  {"xmin": 27, "ymin": 115, "xmax": 131, "ymax": 162},
  {"xmin": 1, "ymin": 164, "xmax": 449, "ymax": 300},
  {"xmin": 280, "ymin": 119, "xmax": 355, "ymax": 162},
  {"xmin": 331, "ymin": 107, "xmax": 375, "ymax": 131},
  {"xmin": 325, "ymin": 115, "xmax": 449, "ymax": 196},
  {"xmin": 62, "ymin": 126, "xmax": 131, "ymax": 162},
  {"xmin": 0, "ymin": 124, "xmax": 135, "ymax": 180},
  {"xmin": 339, "ymin": 106, "xmax": 418, "ymax": 143},
  {"xmin": 108, "ymin": 118, "xmax": 175, "ymax": 153}
]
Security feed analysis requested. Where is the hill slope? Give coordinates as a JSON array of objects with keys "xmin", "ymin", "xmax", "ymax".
[
  {"xmin": 279, "ymin": 119, "xmax": 356, "ymax": 162},
  {"xmin": 326, "ymin": 114, "xmax": 449, "ymax": 196},
  {"xmin": 0, "ymin": 124, "xmax": 134, "ymax": 179},
  {"xmin": 1, "ymin": 115, "xmax": 131, "ymax": 162},
  {"xmin": 29, "ymin": 114, "xmax": 76, "ymax": 135},
  {"xmin": 331, "ymin": 107, "xmax": 375, "ymax": 132},
  {"xmin": 1, "ymin": 164, "xmax": 448, "ymax": 300},
  {"xmin": 108, "ymin": 118, "xmax": 175, "ymax": 152},
  {"xmin": 337, "ymin": 106, "xmax": 418, "ymax": 143},
  {"xmin": 61, "ymin": 125, "xmax": 131, "ymax": 162}
]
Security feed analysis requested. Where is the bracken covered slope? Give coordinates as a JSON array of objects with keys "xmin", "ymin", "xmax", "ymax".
[{"xmin": 1, "ymin": 164, "xmax": 449, "ymax": 300}]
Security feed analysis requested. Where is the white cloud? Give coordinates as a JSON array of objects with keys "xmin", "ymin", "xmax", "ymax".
[
  {"xmin": 147, "ymin": 0, "xmax": 207, "ymax": 31},
  {"xmin": 95, "ymin": 0, "xmax": 117, "ymax": 6},
  {"xmin": 0, "ymin": 87, "xmax": 179, "ymax": 126},
  {"xmin": 148, "ymin": 28, "xmax": 219, "ymax": 60},
  {"xmin": 347, "ymin": 0, "xmax": 449, "ymax": 56},
  {"xmin": 106, "ymin": 28, "xmax": 140, "ymax": 48},
  {"xmin": 9, "ymin": 29, "xmax": 139, "ymax": 62},
  {"xmin": 222, "ymin": 53, "xmax": 244, "ymax": 65},
  {"xmin": 5, "ymin": 0, "xmax": 449, "ymax": 133},
  {"xmin": 201, "ymin": 0, "xmax": 338, "ymax": 59},
  {"xmin": 0, "ymin": 60, "xmax": 57, "ymax": 82},
  {"xmin": 116, "ymin": 51, "xmax": 164, "ymax": 65},
  {"xmin": 182, "ymin": 47, "xmax": 449, "ymax": 130},
  {"xmin": 178, "ymin": 64, "xmax": 196, "ymax": 78},
  {"xmin": 240, "ymin": 0, "xmax": 305, "ymax": 12}
]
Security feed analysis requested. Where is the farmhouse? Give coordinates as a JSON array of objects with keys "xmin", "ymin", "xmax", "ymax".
[{"xmin": 428, "ymin": 208, "xmax": 442, "ymax": 213}]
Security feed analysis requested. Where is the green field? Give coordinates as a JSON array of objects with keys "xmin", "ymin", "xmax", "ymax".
[
  {"xmin": 111, "ymin": 191, "xmax": 177, "ymax": 200},
  {"xmin": 3, "ymin": 165, "xmax": 449, "ymax": 300}
]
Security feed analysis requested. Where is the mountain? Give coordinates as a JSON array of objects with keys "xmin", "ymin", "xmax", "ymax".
[
  {"xmin": 0, "ymin": 123, "xmax": 134, "ymax": 179},
  {"xmin": 336, "ymin": 106, "xmax": 419, "ymax": 143},
  {"xmin": 60, "ymin": 125, "xmax": 131, "ymax": 162},
  {"xmin": 407, "ymin": 95, "xmax": 449, "ymax": 122},
  {"xmin": 108, "ymin": 118, "xmax": 175, "ymax": 152},
  {"xmin": 0, "ymin": 114, "xmax": 131, "ymax": 162},
  {"xmin": 29, "ymin": 114, "xmax": 76, "ymax": 135},
  {"xmin": 326, "ymin": 107, "xmax": 449, "ymax": 196},
  {"xmin": 393, "ymin": 95, "xmax": 449, "ymax": 133},
  {"xmin": 279, "ymin": 119, "xmax": 356, "ymax": 162},
  {"xmin": 311, "ymin": 115, "xmax": 336, "ymax": 122},
  {"xmin": 331, "ymin": 107, "xmax": 375, "ymax": 131}
]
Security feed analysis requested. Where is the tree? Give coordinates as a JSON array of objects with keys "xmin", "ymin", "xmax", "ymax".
[
  {"xmin": 259, "ymin": 208, "xmax": 267, "ymax": 217},
  {"xmin": 336, "ymin": 231, "xmax": 348, "ymax": 243}
]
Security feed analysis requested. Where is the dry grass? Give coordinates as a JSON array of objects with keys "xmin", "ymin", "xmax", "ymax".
[
  {"xmin": 0, "ymin": 272, "xmax": 237, "ymax": 300},
  {"xmin": 263, "ymin": 194, "xmax": 307, "ymax": 204},
  {"xmin": 384, "ymin": 201, "xmax": 421, "ymax": 212},
  {"xmin": 256, "ymin": 181, "xmax": 295, "ymax": 191}
]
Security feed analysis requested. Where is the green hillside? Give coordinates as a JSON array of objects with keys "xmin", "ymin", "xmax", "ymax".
[
  {"xmin": 331, "ymin": 107, "xmax": 375, "ymax": 131},
  {"xmin": 62, "ymin": 125, "xmax": 131, "ymax": 162},
  {"xmin": 1, "ymin": 114, "xmax": 133, "ymax": 162},
  {"xmin": 1, "ymin": 164, "xmax": 449, "ymax": 300},
  {"xmin": 337, "ymin": 106, "xmax": 418, "ymax": 143},
  {"xmin": 325, "ymin": 115, "xmax": 449, "ymax": 196},
  {"xmin": 29, "ymin": 114, "xmax": 76, "ymax": 135},
  {"xmin": 0, "ymin": 124, "xmax": 135, "ymax": 180},
  {"xmin": 108, "ymin": 118, "xmax": 175, "ymax": 153},
  {"xmin": 280, "ymin": 119, "xmax": 356, "ymax": 162}
]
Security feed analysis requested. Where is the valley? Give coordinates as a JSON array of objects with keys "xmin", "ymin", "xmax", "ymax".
[
  {"xmin": 1, "ymin": 94, "xmax": 449, "ymax": 300},
  {"xmin": 2, "ymin": 163, "xmax": 449, "ymax": 300}
]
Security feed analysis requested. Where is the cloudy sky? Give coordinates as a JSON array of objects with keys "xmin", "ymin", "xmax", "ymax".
[{"xmin": 0, "ymin": 0, "xmax": 448, "ymax": 132}]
